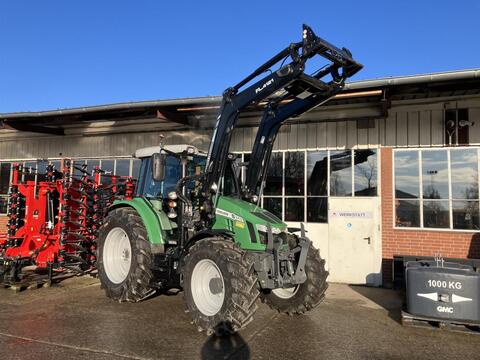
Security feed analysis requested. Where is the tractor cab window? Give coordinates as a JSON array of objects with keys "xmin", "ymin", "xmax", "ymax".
[
  {"xmin": 187, "ymin": 155, "xmax": 206, "ymax": 176},
  {"xmin": 221, "ymin": 164, "xmax": 240, "ymax": 197},
  {"xmin": 163, "ymin": 156, "xmax": 181, "ymax": 195},
  {"xmin": 138, "ymin": 155, "xmax": 181, "ymax": 199}
]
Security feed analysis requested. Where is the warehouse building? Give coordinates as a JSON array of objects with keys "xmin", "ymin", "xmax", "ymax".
[{"xmin": 1, "ymin": 69, "xmax": 480, "ymax": 287}]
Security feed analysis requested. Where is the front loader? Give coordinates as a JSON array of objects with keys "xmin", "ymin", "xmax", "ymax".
[{"xmin": 96, "ymin": 25, "xmax": 362, "ymax": 333}]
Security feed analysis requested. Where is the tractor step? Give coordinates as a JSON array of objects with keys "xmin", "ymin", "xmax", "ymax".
[{"xmin": 401, "ymin": 310, "xmax": 480, "ymax": 334}]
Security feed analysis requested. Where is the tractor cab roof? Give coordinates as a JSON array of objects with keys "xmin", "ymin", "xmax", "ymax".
[{"xmin": 134, "ymin": 144, "xmax": 205, "ymax": 158}]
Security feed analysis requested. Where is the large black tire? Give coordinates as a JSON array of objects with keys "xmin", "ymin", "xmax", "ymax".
[
  {"xmin": 181, "ymin": 238, "xmax": 259, "ymax": 334},
  {"xmin": 261, "ymin": 237, "xmax": 328, "ymax": 315},
  {"xmin": 97, "ymin": 207, "xmax": 155, "ymax": 302}
]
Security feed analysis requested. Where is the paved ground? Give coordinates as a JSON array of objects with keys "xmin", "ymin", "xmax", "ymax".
[{"xmin": 0, "ymin": 277, "xmax": 479, "ymax": 360}]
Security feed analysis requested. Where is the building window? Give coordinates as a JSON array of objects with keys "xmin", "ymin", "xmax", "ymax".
[
  {"xmin": 0, "ymin": 163, "xmax": 11, "ymax": 214},
  {"xmin": 445, "ymin": 109, "xmax": 470, "ymax": 146},
  {"xmin": 307, "ymin": 151, "xmax": 328, "ymax": 223},
  {"xmin": 284, "ymin": 152, "xmax": 304, "ymax": 221},
  {"xmin": 262, "ymin": 152, "xmax": 283, "ymax": 220},
  {"xmin": 115, "ymin": 159, "xmax": 131, "ymax": 176},
  {"xmin": 354, "ymin": 150, "xmax": 377, "ymax": 196},
  {"xmin": 0, "ymin": 157, "xmax": 137, "ymax": 215},
  {"xmin": 330, "ymin": 150, "xmax": 352, "ymax": 196},
  {"xmin": 132, "ymin": 159, "xmax": 142, "ymax": 178},
  {"xmin": 251, "ymin": 148, "xmax": 378, "ymax": 224},
  {"xmin": 394, "ymin": 148, "xmax": 480, "ymax": 230}
]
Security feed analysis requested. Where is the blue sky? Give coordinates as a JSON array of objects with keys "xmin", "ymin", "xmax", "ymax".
[{"xmin": 1, "ymin": 1, "xmax": 479, "ymax": 112}]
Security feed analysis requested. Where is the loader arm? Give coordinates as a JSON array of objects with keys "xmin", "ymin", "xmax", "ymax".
[
  {"xmin": 243, "ymin": 65, "xmax": 355, "ymax": 200},
  {"xmin": 199, "ymin": 25, "xmax": 362, "ymax": 226}
]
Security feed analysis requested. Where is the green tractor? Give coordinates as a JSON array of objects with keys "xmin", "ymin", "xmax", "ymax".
[{"xmin": 96, "ymin": 25, "xmax": 362, "ymax": 333}]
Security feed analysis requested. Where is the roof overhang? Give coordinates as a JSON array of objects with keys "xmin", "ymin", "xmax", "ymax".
[{"xmin": 1, "ymin": 69, "xmax": 480, "ymax": 135}]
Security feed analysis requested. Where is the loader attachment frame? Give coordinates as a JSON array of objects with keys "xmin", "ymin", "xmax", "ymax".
[{"xmin": 179, "ymin": 24, "xmax": 362, "ymax": 241}]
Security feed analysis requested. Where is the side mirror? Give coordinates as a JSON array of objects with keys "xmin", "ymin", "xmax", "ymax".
[{"xmin": 152, "ymin": 153, "xmax": 166, "ymax": 181}]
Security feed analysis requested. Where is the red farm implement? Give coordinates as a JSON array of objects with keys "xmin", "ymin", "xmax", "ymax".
[{"xmin": 0, "ymin": 159, "xmax": 134, "ymax": 285}]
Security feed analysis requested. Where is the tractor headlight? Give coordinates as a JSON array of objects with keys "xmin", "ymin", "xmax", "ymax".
[
  {"xmin": 168, "ymin": 200, "xmax": 177, "ymax": 208},
  {"xmin": 167, "ymin": 208, "xmax": 177, "ymax": 219},
  {"xmin": 167, "ymin": 191, "xmax": 178, "ymax": 200}
]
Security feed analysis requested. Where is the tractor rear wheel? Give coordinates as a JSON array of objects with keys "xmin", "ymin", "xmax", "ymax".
[
  {"xmin": 181, "ymin": 238, "xmax": 259, "ymax": 334},
  {"xmin": 261, "ymin": 238, "xmax": 328, "ymax": 315},
  {"xmin": 97, "ymin": 208, "xmax": 155, "ymax": 302}
]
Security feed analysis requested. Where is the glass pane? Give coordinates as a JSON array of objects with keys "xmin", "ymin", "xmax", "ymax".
[
  {"xmin": 354, "ymin": 149, "xmax": 377, "ymax": 196},
  {"xmin": 285, "ymin": 198, "xmax": 304, "ymax": 222},
  {"xmin": 423, "ymin": 200, "xmax": 449, "ymax": 228},
  {"xmin": 50, "ymin": 161, "xmax": 61, "ymax": 171},
  {"xmin": 0, "ymin": 163, "xmax": 11, "ymax": 194},
  {"xmin": 73, "ymin": 159, "xmax": 87, "ymax": 177},
  {"xmin": 307, "ymin": 197, "xmax": 328, "ymax": 223},
  {"xmin": 222, "ymin": 165, "xmax": 237, "ymax": 197},
  {"xmin": 0, "ymin": 196, "xmax": 8, "ymax": 214},
  {"xmin": 422, "ymin": 150, "xmax": 448, "ymax": 199},
  {"xmin": 115, "ymin": 159, "xmax": 131, "ymax": 176},
  {"xmin": 37, "ymin": 160, "xmax": 48, "ymax": 182},
  {"xmin": 307, "ymin": 151, "xmax": 328, "ymax": 196},
  {"xmin": 451, "ymin": 149, "xmax": 478, "ymax": 199},
  {"xmin": 285, "ymin": 152, "xmax": 304, "ymax": 196},
  {"xmin": 143, "ymin": 159, "xmax": 162, "ymax": 198},
  {"xmin": 330, "ymin": 150, "xmax": 352, "ymax": 196},
  {"xmin": 264, "ymin": 152, "xmax": 282, "ymax": 196},
  {"xmin": 163, "ymin": 156, "xmax": 182, "ymax": 195},
  {"xmin": 100, "ymin": 160, "xmax": 114, "ymax": 185},
  {"xmin": 86, "ymin": 160, "xmax": 99, "ymax": 176},
  {"xmin": 394, "ymin": 151, "xmax": 419, "ymax": 198},
  {"xmin": 242, "ymin": 153, "xmax": 251, "ymax": 184},
  {"xmin": 132, "ymin": 159, "xmax": 141, "ymax": 179},
  {"xmin": 263, "ymin": 197, "xmax": 282, "ymax": 219},
  {"xmin": 24, "ymin": 161, "xmax": 37, "ymax": 182},
  {"xmin": 395, "ymin": 199, "xmax": 420, "ymax": 227},
  {"xmin": 453, "ymin": 200, "xmax": 479, "ymax": 230}
]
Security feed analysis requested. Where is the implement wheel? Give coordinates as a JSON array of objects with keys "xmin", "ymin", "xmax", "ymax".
[
  {"xmin": 97, "ymin": 208, "xmax": 155, "ymax": 302},
  {"xmin": 181, "ymin": 238, "xmax": 259, "ymax": 334},
  {"xmin": 261, "ymin": 237, "xmax": 328, "ymax": 315}
]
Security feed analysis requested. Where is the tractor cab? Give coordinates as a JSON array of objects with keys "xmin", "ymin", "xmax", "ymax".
[
  {"xmin": 133, "ymin": 145, "xmax": 205, "ymax": 217},
  {"xmin": 134, "ymin": 144, "xmax": 206, "ymax": 200},
  {"xmin": 132, "ymin": 144, "xmax": 287, "ymax": 250}
]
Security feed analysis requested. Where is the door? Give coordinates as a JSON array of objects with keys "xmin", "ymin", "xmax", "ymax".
[{"xmin": 328, "ymin": 197, "xmax": 382, "ymax": 286}]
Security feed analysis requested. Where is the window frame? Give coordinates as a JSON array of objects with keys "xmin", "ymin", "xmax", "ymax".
[
  {"xmin": 0, "ymin": 156, "xmax": 136, "ymax": 215},
  {"xmin": 393, "ymin": 147, "xmax": 480, "ymax": 232},
  {"xmin": 237, "ymin": 147, "xmax": 379, "ymax": 223}
]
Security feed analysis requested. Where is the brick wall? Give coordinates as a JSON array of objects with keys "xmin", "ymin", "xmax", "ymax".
[
  {"xmin": 380, "ymin": 147, "xmax": 480, "ymax": 285},
  {"xmin": 0, "ymin": 216, "xmax": 7, "ymax": 234}
]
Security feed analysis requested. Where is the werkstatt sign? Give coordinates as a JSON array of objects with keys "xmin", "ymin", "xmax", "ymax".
[{"xmin": 329, "ymin": 211, "xmax": 372, "ymax": 219}]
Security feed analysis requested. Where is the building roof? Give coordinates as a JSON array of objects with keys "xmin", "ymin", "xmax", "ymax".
[{"xmin": 1, "ymin": 69, "xmax": 480, "ymax": 136}]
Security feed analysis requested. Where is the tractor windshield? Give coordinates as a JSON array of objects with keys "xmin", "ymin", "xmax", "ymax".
[
  {"xmin": 136, "ymin": 154, "xmax": 206, "ymax": 199},
  {"xmin": 140, "ymin": 155, "xmax": 181, "ymax": 198}
]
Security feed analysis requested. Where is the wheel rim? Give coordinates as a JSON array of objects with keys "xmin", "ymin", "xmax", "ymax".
[
  {"xmin": 103, "ymin": 227, "xmax": 132, "ymax": 284},
  {"xmin": 191, "ymin": 259, "xmax": 225, "ymax": 316},
  {"xmin": 272, "ymin": 286, "xmax": 299, "ymax": 299}
]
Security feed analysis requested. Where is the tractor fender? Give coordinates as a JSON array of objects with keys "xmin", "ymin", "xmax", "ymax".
[
  {"xmin": 184, "ymin": 229, "xmax": 234, "ymax": 250},
  {"xmin": 108, "ymin": 199, "xmax": 166, "ymax": 251}
]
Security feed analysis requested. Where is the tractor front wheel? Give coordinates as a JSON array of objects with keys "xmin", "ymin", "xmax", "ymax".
[
  {"xmin": 261, "ymin": 240, "xmax": 328, "ymax": 315},
  {"xmin": 97, "ymin": 208, "xmax": 155, "ymax": 302},
  {"xmin": 181, "ymin": 238, "xmax": 259, "ymax": 334}
]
